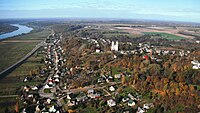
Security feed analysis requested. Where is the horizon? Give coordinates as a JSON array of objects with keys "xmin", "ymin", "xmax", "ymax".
[{"xmin": 0, "ymin": 0, "xmax": 200, "ymax": 23}]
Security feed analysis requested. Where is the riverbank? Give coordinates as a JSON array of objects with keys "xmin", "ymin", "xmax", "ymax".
[{"xmin": 0, "ymin": 23, "xmax": 19, "ymax": 35}]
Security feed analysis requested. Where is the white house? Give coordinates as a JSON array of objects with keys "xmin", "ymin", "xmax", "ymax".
[
  {"xmin": 137, "ymin": 107, "xmax": 145, "ymax": 113},
  {"xmin": 96, "ymin": 48, "xmax": 101, "ymax": 53},
  {"xmin": 191, "ymin": 60, "xmax": 200, "ymax": 69},
  {"xmin": 87, "ymin": 89, "xmax": 94, "ymax": 95},
  {"xmin": 44, "ymin": 84, "xmax": 50, "ymax": 89},
  {"xmin": 143, "ymin": 103, "xmax": 154, "ymax": 110},
  {"xmin": 31, "ymin": 86, "xmax": 38, "ymax": 91},
  {"xmin": 107, "ymin": 99, "xmax": 116, "ymax": 107},
  {"xmin": 122, "ymin": 97, "xmax": 129, "ymax": 102},
  {"xmin": 109, "ymin": 86, "xmax": 115, "ymax": 92},
  {"xmin": 114, "ymin": 74, "xmax": 121, "ymax": 79}
]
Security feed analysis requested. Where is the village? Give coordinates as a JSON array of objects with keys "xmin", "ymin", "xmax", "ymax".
[{"xmin": 17, "ymin": 27, "xmax": 200, "ymax": 113}]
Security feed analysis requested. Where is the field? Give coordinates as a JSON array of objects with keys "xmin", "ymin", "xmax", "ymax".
[
  {"xmin": 114, "ymin": 26, "xmax": 195, "ymax": 39},
  {"xmin": 0, "ymin": 51, "xmax": 45, "ymax": 95},
  {"xmin": 0, "ymin": 97, "xmax": 18, "ymax": 113},
  {"xmin": 0, "ymin": 42, "xmax": 38, "ymax": 71},
  {"xmin": 0, "ymin": 29, "xmax": 50, "ymax": 72},
  {"xmin": 144, "ymin": 32, "xmax": 185, "ymax": 40},
  {"xmin": 12, "ymin": 30, "xmax": 51, "ymax": 40},
  {"xmin": 102, "ymin": 31, "xmax": 138, "ymax": 38},
  {"xmin": 7, "ymin": 51, "xmax": 45, "ymax": 77}
]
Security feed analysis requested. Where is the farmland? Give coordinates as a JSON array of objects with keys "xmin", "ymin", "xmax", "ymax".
[{"xmin": 144, "ymin": 32, "xmax": 185, "ymax": 40}]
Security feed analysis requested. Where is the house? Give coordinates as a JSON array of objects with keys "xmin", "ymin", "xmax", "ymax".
[
  {"xmin": 23, "ymin": 86, "xmax": 30, "ymax": 92},
  {"xmin": 109, "ymin": 86, "xmax": 115, "ymax": 92},
  {"xmin": 191, "ymin": 60, "xmax": 200, "ymax": 69},
  {"xmin": 114, "ymin": 74, "xmax": 121, "ymax": 79},
  {"xmin": 107, "ymin": 99, "xmax": 116, "ymax": 107},
  {"xmin": 76, "ymin": 96, "xmax": 88, "ymax": 102},
  {"xmin": 31, "ymin": 86, "xmax": 38, "ymax": 91},
  {"xmin": 54, "ymin": 75, "xmax": 59, "ymax": 78},
  {"xmin": 128, "ymin": 100, "xmax": 136, "ymax": 107},
  {"xmin": 46, "ymin": 98, "xmax": 51, "ymax": 104},
  {"xmin": 88, "ymin": 93, "xmax": 101, "ymax": 99},
  {"xmin": 143, "ymin": 103, "xmax": 154, "ymax": 110},
  {"xmin": 143, "ymin": 55, "xmax": 149, "ymax": 60},
  {"xmin": 137, "ymin": 107, "xmax": 145, "ymax": 113},
  {"xmin": 55, "ymin": 78, "xmax": 59, "ymax": 83},
  {"xmin": 122, "ymin": 97, "xmax": 129, "ymax": 102},
  {"xmin": 128, "ymin": 93, "xmax": 137, "ymax": 100},
  {"xmin": 67, "ymin": 100, "xmax": 76, "ymax": 106},
  {"xmin": 87, "ymin": 89, "xmax": 94, "ymax": 95},
  {"xmin": 44, "ymin": 84, "xmax": 50, "ymax": 89},
  {"xmin": 49, "ymin": 105, "xmax": 57, "ymax": 112},
  {"xmin": 96, "ymin": 48, "xmax": 101, "ymax": 53}
]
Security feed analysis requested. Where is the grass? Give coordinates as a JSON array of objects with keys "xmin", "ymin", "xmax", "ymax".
[
  {"xmin": 80, "ymin": 106, "xmax": 99, "ymax": 113},
  {"xmin": 16, "ymin": 81, "xmax": 40, "ymax": 87},
  {"xmin": 7, "ymin": 52, "xmax": 45, "ymax": 77},
  {"xmin": 102, "ymin": 30, "xmax": 137, "ymax": 38},
  {"xmin": 44, "ymin": 89, "xmax": 51, "ymax": 93},
  {"xmin": 111, "ymin": 66, "xmax": 125, "ymax": 75},
  {"xmin": 144, "ymin": 32, "xmax": 185, "ymax": 40},
  {"xmin": 0, "ymin": 97, "xmax": 18, "ymax": 113},
  {"xmin": 0, "ymin": 50, "xmax": 45, "ymax": 96},
  {"xmin": 0, "ymin": 42, "xmax": 38, "ymax": 71}
]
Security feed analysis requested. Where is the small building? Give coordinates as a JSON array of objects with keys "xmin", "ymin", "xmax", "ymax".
[
  {"xmin": 107, "ymin": 99, "xmax": 116, "ymax": 107},
  {"xmin": 96, "ymin": 48, "xmax": 101, "ymax": 53},
  {"xmin": 109, "ymin": 86, "xmax": 115, "ymax": 92},
  {"xmin": 191, "ymin": 60, "xmax": 200, "ymax": 69},
  {"xmin": 137, "ymin": 107, "xmax": 145, "ymax": 113},
  {"xmin": 122, "ymin": 97, "xmax": 129, "ymax": 102},
  {"xmin": 128, "ymin": 100, "xmax": 136, "ymax": 107},
  {"xmin": 114, "ymin": 74, "xmax": 121, "ymax": 79},
  {"xmin": 87, "ymin": 89, "xmax": 94, "ymax": 95}
]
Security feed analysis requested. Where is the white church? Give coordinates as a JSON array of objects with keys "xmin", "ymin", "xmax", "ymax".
[{"xmin": 111, "ymin": 41, "xmax": 119, "ymax": 51}]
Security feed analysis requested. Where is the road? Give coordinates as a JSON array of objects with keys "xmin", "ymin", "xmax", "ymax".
[
  {"xmin": 0, "ymin": 95, "xmax": 18, "ymax": 98},
  {"xmin": 62, "ymin": 82, "xmax": 120, "ymax": 94},
  {"xmin": 38, "ymin": 70, "xmax": 55, "ymax": 99}
]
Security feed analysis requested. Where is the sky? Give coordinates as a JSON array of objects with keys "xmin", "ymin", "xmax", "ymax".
[{"xmin": 0, "ymin": 0, "xmax": 200, "ymax": 23}]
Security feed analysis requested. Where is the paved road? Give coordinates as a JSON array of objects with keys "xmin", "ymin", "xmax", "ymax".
[
  {"xmin": 0, "ymin": 95, "xmax": 18, "ymax": 98},
  {"xmin": 38, "ymin": 70, "xmax": 55, "ymax": 99},
  {"xmin": 62, "ymin": 82, "xmax": 120, "ymax": 94}
]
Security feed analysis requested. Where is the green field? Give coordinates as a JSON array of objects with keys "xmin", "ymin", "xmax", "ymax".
[
  {"xmin": 144, "ymin": 32, "xmax": 185, "ymax": 40},
  {"xmin": 102, "ymin": 30, "xmax": 138, "ymax": 38},
  {"xmin": 0, "ymin": 42, "xmax": 38, "ymax": 71},
  {"xmin": 7, "ymin": 52, "xmax": 45, "ymax": 77},
  {"xmin": 0, "ymin": 51, "xmax": 45, "ymax": 94},
  {"xmin": 0, "ymin": 97, "xmax": 18, "ymax": 113}
]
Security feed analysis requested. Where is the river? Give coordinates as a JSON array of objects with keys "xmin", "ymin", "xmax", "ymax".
[{"xmin": 0, "ymin": 24, "xmax": 33, "ymax": 39}]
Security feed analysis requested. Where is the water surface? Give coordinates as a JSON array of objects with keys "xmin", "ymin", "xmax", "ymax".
[{"xmin": 0, "ymin": 24, "xmax": 33, "ymax": 39}]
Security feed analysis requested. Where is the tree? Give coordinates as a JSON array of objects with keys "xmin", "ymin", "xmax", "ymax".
[{"xmin": 148, "ymin": 64, "xmax": 161, "ymax": 76}]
